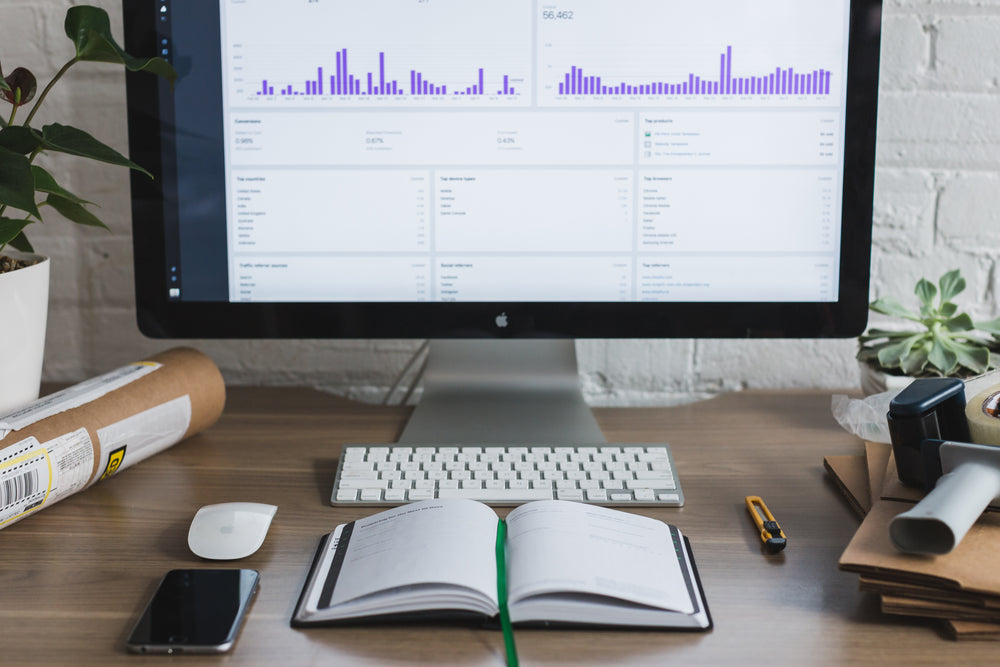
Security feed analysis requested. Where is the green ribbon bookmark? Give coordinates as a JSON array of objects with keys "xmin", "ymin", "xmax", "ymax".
[{"xmin": 495, "ymin": 519, "xmax": 519, "ymax": 667}]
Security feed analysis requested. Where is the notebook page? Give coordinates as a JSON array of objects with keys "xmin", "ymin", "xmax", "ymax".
[
  {"xmin": 505, "ymin": 500, "xmax": 693, "ymax": 614},
  {"xmin": 326, "ymin": 498, "xmax": 500, "ymax": 608}
]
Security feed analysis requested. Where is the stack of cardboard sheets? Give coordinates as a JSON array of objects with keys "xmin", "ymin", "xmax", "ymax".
[{"xmin": 826, "ymin": 442, "xmax": 1000, "ymax": 640}]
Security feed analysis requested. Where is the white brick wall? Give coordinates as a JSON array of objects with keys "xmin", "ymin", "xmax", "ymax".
[{"xmin": 4, "ymin": 1, "xmax": 998, "ymax": 405}]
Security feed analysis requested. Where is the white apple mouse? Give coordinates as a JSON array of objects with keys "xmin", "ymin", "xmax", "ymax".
[{"xmin": 188, "ymin": 502, "xmax": 277, "ymax": 560}]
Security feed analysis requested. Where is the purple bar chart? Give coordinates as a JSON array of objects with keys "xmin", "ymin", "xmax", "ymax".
[
  {"xmin": 556, "ymin": 45, "xmax": 831, "ymax": 97},
  {"xmin": 256, "ymin": 47, "xmax": 519, "ymax": 97}
]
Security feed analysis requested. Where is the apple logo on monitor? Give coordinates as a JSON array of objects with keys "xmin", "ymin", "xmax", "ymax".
[{"xmin": 495, "ymin": 312, "xmax": 508, "ymax": 328}]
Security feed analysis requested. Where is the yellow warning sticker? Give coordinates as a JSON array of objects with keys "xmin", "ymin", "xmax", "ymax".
[{"xmin": 100, "ymin": 446, "xmax": 127, "ymax": 480}]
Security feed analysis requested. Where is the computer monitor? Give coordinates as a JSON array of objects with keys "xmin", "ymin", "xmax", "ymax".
[{"xmin": 122, "ymin": 0, "xmax": 881, "ymax": 444}]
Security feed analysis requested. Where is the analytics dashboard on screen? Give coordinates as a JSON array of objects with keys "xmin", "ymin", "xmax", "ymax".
[{"xmin": 207, "ymin": 0, "xmax": 851, "ymax": 304}]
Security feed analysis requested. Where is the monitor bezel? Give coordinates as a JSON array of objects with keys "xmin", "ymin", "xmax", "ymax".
[{"xmin": 123, "ymin": 0, "xmax": 881, "ymax": 340}]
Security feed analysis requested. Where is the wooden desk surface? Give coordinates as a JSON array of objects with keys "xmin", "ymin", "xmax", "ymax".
[{"xmin": 1, "ymin": 387, "xmax": 991, "ymax": 665}]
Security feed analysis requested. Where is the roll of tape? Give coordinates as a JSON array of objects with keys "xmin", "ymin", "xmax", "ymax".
[{"xmin": 966, "ymin": 385, "xmax": 1000, "ymax": 446}]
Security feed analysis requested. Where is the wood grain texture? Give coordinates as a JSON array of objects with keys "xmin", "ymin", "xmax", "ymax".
[{"xmin": 1, "ymin": 387, "xmax": 992, "ymax": 665}]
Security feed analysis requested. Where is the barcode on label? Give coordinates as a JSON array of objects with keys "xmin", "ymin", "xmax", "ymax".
[{"xmin": 1, "ymin": 469, "xmax": 41, "ymax": 509}]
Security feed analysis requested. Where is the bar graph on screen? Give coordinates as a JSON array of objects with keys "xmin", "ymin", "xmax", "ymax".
[
  {"xmin": 537, "ymin": 0, "xmax": 846, "ymax": 108},
  {"xmin": 225, "ymin": 0, "xmax": 532, "ymax": 107},
  {"xmin": 556, "ymin": 45, "xmax": 832, "ymax": 97},
  {"xmin": 256, "ymin": 48, "xmax": 521, "ymax": 99}
]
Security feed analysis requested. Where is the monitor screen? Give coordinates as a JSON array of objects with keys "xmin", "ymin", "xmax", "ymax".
[{"xmin": 124, "ymin": 0, "xmax": 880, "ymax": 340}]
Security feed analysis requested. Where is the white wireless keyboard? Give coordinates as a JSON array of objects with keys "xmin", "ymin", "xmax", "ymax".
[{"xmin": 331, "ymin": 444, "xmax": 683, "ymax": 507}]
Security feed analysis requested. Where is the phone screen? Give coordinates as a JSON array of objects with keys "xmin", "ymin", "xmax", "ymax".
[{"xmin": 126, "ymin": 569, "xmax": 259, "ymax": 654}]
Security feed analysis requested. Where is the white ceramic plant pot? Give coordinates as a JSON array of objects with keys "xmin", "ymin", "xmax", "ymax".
[
  {"xmin": 858, "ymin": 360, "xmax": 915, "ymax": 396},
  {"xmin": 0, "ymin": 251, "xmax": 50, "ymax": 414}
]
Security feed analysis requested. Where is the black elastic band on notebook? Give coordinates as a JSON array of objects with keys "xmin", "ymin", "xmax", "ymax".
[
  {"xmin": 319, "ymin": 521, "xmax": 355, "ymax": 609},
  {"xmin": 669, "ymin": 525, "xmax": 700, "ymax": 614}
]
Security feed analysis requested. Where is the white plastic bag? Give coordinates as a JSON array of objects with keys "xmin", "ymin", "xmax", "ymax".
[{"xmin": 831, "ymin": 369, "xmax": 1000, "ymax": 443}]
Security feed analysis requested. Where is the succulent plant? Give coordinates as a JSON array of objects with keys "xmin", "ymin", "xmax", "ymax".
[
  {"xmin": 0, "ymin": 5, "xmax": 176, "ymax": 260},
  {"xmin": 857, "ymin": 269, "xmax": 1000, "ymax": 378}
]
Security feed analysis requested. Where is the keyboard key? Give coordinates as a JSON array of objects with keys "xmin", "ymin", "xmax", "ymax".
[
  {"xmin": 633, "ymin": 488, "xmax": 655, "ymax": 502},
  {"xmin": 634, "ymin": 470, "xmax": 674, "ymax": 481},
  {"xmin": 337, "ymin": 478, "xmax": 388, "ymax": 490},
  {"xmin": 625, "ymin": 479, "xmax": 677, "ymax": 490},
  {"xmin": 340, "ymin": 469, "xmax": 377, "ymax": 479},
  {"xmin": 438, "ymin": 488, "xmax": 554, "ymax": 502}
]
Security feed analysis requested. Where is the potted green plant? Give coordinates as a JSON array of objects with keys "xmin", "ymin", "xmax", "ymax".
[
  {"xmin": 857, "ymin": 269, "xmax": 1000, "ymax": 394},
  {"xmin": 0, "ymin": 5, "xmax": 176, "ymax": 412}
]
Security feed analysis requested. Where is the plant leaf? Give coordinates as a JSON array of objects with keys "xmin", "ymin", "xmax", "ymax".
[
  {"xmin": 39, "ymin": 123, "xmax": 151, "ymax": 177},
  {"xmin": 0, "ymin": 146, "xmax": 40, "ymax": 217},
  {"xmin": 943, "ymin": 313, "xmax": 975, "ymax": 332},
  {"xmin": 899, "ymin": 341, "xmax": 931, "ymax": 376},
  {"xmin": 858, "ymin": 328, "xmax": 923, "ymax": 343},
  {"xmin": 940, "ymin": 302, "xmax": 958, "ymax": 319},
  {"xmin": 0, "ymin": 216, "xmax": 31, "ymax": 247},
  {"xmin": 975, "ymin": 317, "xmax": 1000, "ymax": 335},
  {"xmin": 7, "ymin": 229, "xmax": 34, "ymax": 252},
  {"xmin": 915, "ymin": 278, "xmax": 937, "ymax": 310},
  {"xmin": 939, "ymin": 337, "xmax": 991, "ymax": 375},
  {"xmin": 45, "ymin": 194, "xmax": 109, "ymax": 230},
  {"xmin": 64, "ymin": 6, "xmax": 178, "ymax": 86},
  {"xmin": 856, "ymin": 346, "xmax": 879, "ymax": 364},
  {"xmin": 0, "ymin": 125, "xmax": 42, "ymax": 154},
  {"xmin": 32, "ymin": 165, "xmax": 92, "ymax": 204},
  {"xmin": 875, "ymin": 333, "xmax": 927, "ymax": 369},
  {"xmin": 869, "ymin": 296, "xmax": 921, "ymax": 321},
  {"xmin": 927, "ymin": 336, "xmax": 958, "ymax": 375},
  {"xmin": 938, "ymin": 269, "xmax": 965, "ymax": 304}
]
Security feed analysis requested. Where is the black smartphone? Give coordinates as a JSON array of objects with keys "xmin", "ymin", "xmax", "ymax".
[{"xmin": 126, "ymin": 569, "xmax": 259, "ymax": 654}]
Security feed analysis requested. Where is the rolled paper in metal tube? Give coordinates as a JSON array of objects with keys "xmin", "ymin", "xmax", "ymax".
[
  {"xmin": 889, "ymin": 441, "xmax": 1000, "ymax": 555},
  {"xmin": 0, "ymin": 347, "xmax": 225, "ymax": 530}
]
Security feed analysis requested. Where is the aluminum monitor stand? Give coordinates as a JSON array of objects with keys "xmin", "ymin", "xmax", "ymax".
[{"xmin": 397, "ymin": 339, "xmax": 606, "ymax": 445}]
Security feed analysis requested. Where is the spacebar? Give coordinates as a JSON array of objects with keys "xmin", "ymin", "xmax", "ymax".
[{"xmin": 437, "ymin": 488, "xmax": 554, "ymax": 502}]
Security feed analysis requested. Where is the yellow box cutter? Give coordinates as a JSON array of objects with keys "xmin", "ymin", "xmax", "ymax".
[{"xmin": 746, "ymin": 496, "xmax": 787, "ymax": 553}]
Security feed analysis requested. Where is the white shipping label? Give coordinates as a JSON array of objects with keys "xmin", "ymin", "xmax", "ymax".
[
  {"xmin": 91, "ymin": 395, "xmax": 193, "ymax": 486},
  {"xmin": 0, "ymin": 362, "xmax": 163, "ymax": 435},
  {"xmin": 0, "ymin": 429, "xmax": 95, "ymax": 528}
]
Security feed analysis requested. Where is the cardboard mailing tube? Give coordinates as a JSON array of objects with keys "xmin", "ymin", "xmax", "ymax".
[{"xmin": 0, "ymin": 347, "xmax": 225, "ymax": 529}]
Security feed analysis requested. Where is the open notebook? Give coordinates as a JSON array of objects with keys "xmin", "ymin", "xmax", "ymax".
[{"xmin": 292, "ymin": 498, "xmax": 711, "ymax": 630}]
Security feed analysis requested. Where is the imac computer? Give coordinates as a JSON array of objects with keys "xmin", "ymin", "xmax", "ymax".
[{"xmin": 122, "ymin": 0, "xmax": 881, "ymax": 445}]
